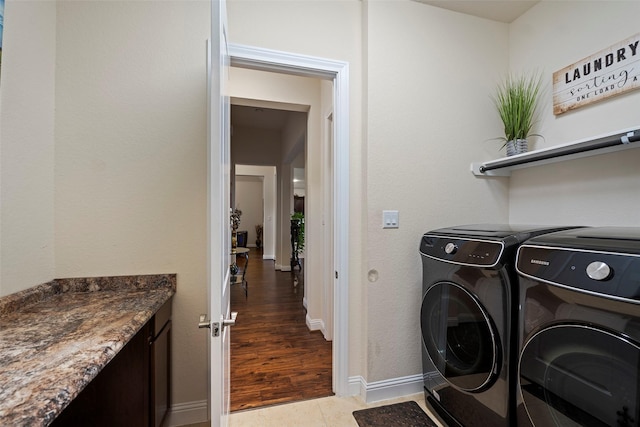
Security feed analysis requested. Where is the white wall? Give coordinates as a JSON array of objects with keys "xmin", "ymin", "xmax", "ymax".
[
  {"xmin": 507, "ymin": 2, "xmax": 640, "ymax": 226},
  {"xmin": 54, "ymin": 0, "xmax": 210, "ymax": 417},
  {"xmin": 234, "ymin": 175, "xmax": 263, "ymax": 246},
  {"xmin": 1, "ymin": 1, "xmax": 211, "ymax": 421},
  {"xmin": 236, "ymin": 164, "xmax": 277, "ymax": 259},
  {"xmin": 365, "ymin": 0, "xmax": 509, "ymax": 383},
  {"xmin": 0, "ymin": 0, "xmax": 56, "ymax": 296}
]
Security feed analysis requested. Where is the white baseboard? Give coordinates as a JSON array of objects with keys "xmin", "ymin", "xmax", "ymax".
[
  {"xmin": 305, "ymin": 313, "xmax": 325, "ymax": 333},
  {"xmin": 275, "ymin": 263, "xmax": 292, "ymax": 272},
  {"xmin": 166, "ymin": 399, "xmax": 208, "ymax": 427},
  {"xmin": 348, "ymin": 373, "xmax": 426, "ymax": 403},
  {"xmin": 262, "ymin": 254, "xmax": 275, "ymax": 260}
]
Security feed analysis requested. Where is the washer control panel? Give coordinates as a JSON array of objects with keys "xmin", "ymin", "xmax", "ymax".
[
  {"xmin": 420, "ymin": 235, "xmax": 503, "ymax": 267},
  {"xmin": 517, "ymin": 245, "xmax": 640, "ymax": 301}
]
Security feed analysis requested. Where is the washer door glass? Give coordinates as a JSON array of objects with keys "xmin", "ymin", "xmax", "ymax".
[
  {"xmin": 421, "ymin": 281, "xmax": 499, "ymax": 392},
  {"xmin": 520, "ymin": 325, "xmax": 640, "ymax": 427}
]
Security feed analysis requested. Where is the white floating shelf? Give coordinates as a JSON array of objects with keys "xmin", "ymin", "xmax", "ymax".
[{"xmin": 471, "ymin": 126, "xmax": 640, "ymax": 177}]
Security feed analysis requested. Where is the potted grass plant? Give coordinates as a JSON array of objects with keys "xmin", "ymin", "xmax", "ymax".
[{"xmin": 493, "ymin": 72, "xmax": 543, "ymax": 156}]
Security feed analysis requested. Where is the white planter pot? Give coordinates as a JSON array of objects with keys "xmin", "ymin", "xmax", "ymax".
[{"xmin": 506, "ymin": 139, "xmax": 528, "ymax": 156}]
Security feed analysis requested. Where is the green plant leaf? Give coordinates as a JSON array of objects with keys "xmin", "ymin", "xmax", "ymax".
[
  {"xmin": 291, "ymin": 212, "xmax": 305, "ymax": 254},
  {"xmin": 492, "ymin": 71, "xmax": 543, "ymax": 143}
]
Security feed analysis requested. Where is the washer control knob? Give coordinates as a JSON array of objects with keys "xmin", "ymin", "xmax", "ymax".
[
  {"xmin": 444, "ymin": 243, "xmax": 458, "ymax": 255},
  {"xmin": 586, "ymin": 261, "xmax": 612, "ymax": 281}
]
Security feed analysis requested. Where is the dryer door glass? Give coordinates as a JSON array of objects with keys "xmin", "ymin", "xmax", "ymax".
[
  {"xmin": 520, "ymin": 325, "xmax": 640, "ymax": 427},
  {"xmin": 421, "ymin": 281, "xmax": 499, "ymax": 392}
]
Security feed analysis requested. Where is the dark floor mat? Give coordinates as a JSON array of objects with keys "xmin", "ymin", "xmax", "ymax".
[{"xmin": 353, "ymin": 400, "xmax": 439, "ymax": 427}]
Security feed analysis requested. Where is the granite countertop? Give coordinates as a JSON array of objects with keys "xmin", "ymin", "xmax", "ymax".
[{"xmin": 0, "ymin": 274, "xmax": 176, "ymax": 427}]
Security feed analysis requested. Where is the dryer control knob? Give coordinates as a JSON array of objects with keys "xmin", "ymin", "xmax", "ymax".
[
  {"xmin": 444, "ymin": 243, "xmax": 458, "ymax": 255},
  {"xmin": 586, "ymin": 261, "xmax": 612, "ymax": 281}
]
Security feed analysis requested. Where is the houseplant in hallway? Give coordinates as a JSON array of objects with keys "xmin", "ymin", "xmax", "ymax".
[
  {"xmin": 290, "ymin": 212, "xmax": 304, "ymax": 271},
  {"xmin": 492, "ymin": 71, "xmax": 544, "ymax": 156}
]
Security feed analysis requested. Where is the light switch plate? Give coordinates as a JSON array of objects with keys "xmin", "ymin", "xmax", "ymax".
[{"xmin": 382, "ymin": 210, "xmax": 399, "ymax": 229}]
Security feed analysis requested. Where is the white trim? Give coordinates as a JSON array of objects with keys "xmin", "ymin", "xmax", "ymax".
[
  {"xmin": 229, "ymin": 44, "xmax": 351, "ymax": 397},
  {"xmin": 349, "ymin": 374, "xmax": 427, "ymax": 404},
  {"xmin": 262, "ymin": 254, "xmax": 275, "ymax": 260},
  {"xmin": 275, "ymin": 264, "xmax": 292, "ymax": 272},
  {"xmin": 348, "ymin": 376, "xmax": 365, "ymax": 397},
  {"xmin": 305, "ymin": 313, "xmax": 325, "ymax": 333},
  {"xmin": 230, "ymin": 44, "xmax": 348, "ymax": 79},
  {"xmin": 166, "ymin": 400, "xmax": 208, "ymax": 427}
]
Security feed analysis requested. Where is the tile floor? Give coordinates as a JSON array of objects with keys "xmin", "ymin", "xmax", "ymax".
[{"xmin": 224, "ymin": 393, "xmax": 444, "ymax": 427}]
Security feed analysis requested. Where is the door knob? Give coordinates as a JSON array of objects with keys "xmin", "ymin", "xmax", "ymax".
[
  {"xmin": 198, "ymin": 314, "xmax": 210, "ymax": 329},
  {"xmin": 199, "ymin": 312, "xmax": 237, "ymax": 337},
  {"xmin": 223, "ymin": 311, "xmax": 238, "ymax": 327}
]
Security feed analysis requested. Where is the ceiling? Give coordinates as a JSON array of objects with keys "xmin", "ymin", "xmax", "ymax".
[
  {"xmin": 231, "ymin": 105, "xmax": 292, "ymax": 131},
  {"xmin": 231, "ymin": 105, "xmax": 307, "ymax": 186},
  {"xmin": 414, "ymin": 0, "xmax": 539, "ymax": 23}
]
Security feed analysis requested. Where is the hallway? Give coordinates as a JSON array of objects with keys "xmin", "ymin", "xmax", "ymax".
[{"xmin": 230, "ymin": 249, "xmax": 333, "ymax": 411}]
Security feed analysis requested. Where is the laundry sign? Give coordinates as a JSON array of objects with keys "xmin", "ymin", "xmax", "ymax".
[{"xmin": 553, "ymin": 33, "xmax": 640, "ymax": 115}]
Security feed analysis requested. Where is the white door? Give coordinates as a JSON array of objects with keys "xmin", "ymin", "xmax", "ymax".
[{"xmin": 207, "ymin": 0, "xmax": 232, "ymax": 426}]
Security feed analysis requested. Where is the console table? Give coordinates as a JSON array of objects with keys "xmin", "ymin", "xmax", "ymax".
[{"xmin": 231, "ymin": 247, "xmax": 249, "ymax": 296}]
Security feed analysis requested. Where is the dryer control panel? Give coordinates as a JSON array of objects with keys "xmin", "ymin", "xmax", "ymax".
[
  {"xmin": 420, "ymin": 235, "xmax": 504, "ymax": 267},
  {"xmin": 517, "ymin": 245, "xmax": 640, "ymax": 302}
]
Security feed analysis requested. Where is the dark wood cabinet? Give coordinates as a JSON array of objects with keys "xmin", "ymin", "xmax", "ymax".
[
  {"xmin": 52, "ymin": 300, "xmax": 171, "ymax": 427},
  {"xmin": 150, "ymin": 300, "xmax": 172, "ymax": 427}
]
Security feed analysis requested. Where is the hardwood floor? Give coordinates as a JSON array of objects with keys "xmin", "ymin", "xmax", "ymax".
[{"xmin": 230, "ymin": 248, "xmax": 333, "ymax": 412}]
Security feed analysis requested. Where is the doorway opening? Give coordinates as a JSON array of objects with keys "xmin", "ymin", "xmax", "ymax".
[
  {"xmin": 229, "ymin": 99, "xmax": 331, "ymax": 410},
  {"xmin": 228, "ymin": 43, "xmax": 351, "ymax": 400},
  {"xmin": 234, "ymin": 164, "xmax": 276, "ymax": 261}
]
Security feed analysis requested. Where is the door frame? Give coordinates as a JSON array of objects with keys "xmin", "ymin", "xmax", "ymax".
[{"xmin": 228, "ymin": 43, "xmax": 350, "ymax": 396}]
